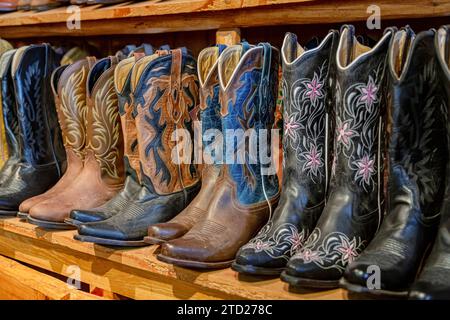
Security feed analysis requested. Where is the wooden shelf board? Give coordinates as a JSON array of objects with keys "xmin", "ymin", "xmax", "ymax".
[
  {"xmin": 0, "ymin": 217, "xmax": 347, "ymax": 300},
  {"xmin": 0, "ymin": 0, "xmax": 449, "ymax": 38}
]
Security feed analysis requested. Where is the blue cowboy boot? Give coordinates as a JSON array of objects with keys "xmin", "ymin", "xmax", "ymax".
[
  {"xmin": 281, "ymin": 25, "xmax": 395, "ymax": 288},
  {"xmin": 145, "ymin": 44, "xmax": 227, "ymax": 244},
  {"xmin": 158, "ymin": 42, "xmax": 280, "ymax": 269},
  {"xmin": 232, "ymin": 30, "xmax": 339, "ymax": 276}
]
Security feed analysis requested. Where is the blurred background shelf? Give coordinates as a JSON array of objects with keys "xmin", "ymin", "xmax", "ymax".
[
  {"xmin": 0, "ymin": 0, "xmax": 449, "ymax": 38},
  {"xmin": 0, "ymin": 217, "xmax": 348, "ymax": 300}
]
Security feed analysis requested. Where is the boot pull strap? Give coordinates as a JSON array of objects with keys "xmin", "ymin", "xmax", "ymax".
[
  {"xmin": 241, "ymin": 41, "xmax": 251, "ymax": 55},
  {"xmin": 86, "ymin": 56, "xmax": 96, "ymax": 69},
  {"xmin": 170, "ymin": 48, "xmax": 183, "ymax": 124},
  {"xmin": 141, "ymin": 43, "xmax": 154, "ymax": 55},
  {"xmin": 159, "ymin": 44, "xmax": 171, "ymax": 51},
  {"xmin": 110, "ymin": 55, "xmax": 119, "ymax": 66},
  {"xmin": 217, "ymin": 44, "xmax": 227, "ymax": 54}
]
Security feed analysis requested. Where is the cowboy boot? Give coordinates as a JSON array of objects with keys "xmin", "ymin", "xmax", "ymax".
[
  {"xmin": 0, "ymin": 42, "xmax": 14, "ymax": 169},
  {"xmin": 157, "ymin": 42, "xmax": 280, "ymax": 269},
  {"xmin": 409, "ymin": 25, "xmax": 450, "ymax": 300},
  {"xmin": 27, "ymin": 56, "xmax": 124, "ymax": 229},
  {"xmin": 281, "ymin": 25, "xmax": 395, "ymax": 288},
  {"xmin": 0, "ymin": 49, "xmax": 19, "ymax": 186},
  {"xmin": 0, "ymin": 44, "xmax": 65, "ymax": 216},
  {"xmin": 144, "ymin": 44, "xmax": 227, "ymax": 245},
  {"xmin": 232, "ymin": 31, "xmax": 338, "ymax": 275},
  {"xmin": 67, "ymin": 53, "xmax": 151, "ymax": 226},
  {"xmin": 341, "ymin": 27, "xmax": 448, "ymax": 297},
  {"xmin": 18, "ymin": 57, "xmax": 96, "ymax": 218},
  {"xmin": 74, "ymin": 48, "xmax": 201, "ymax": 246}
]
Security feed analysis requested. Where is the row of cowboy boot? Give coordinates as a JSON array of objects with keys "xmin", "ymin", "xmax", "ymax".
[
  {"xmin": 0, "ymin": 39, "xmax": 14, "ymax": 170},
  {"xmin": 0, "ymin": 44, "xmax": 66, "ymax": 216},
  {"xmin": 341, "ymin": 27, "xmax": 448, "ymax": 297},
  {"xmin": 155, "ymin": 42, "xmax": 281, "ymax": 268},
  {"xmin": 71, "ymin": 48, "xmax": 201, "ymax": 246},
  {"xmin": 232, "ymin": 31, "xmax": 338, "ymax": 275},
  {"xmin": 19, "ymin": 55, "xmax": 125, "ymax": 229},
  {"xmin": 340, "ymin": 26, "xmax": 450, "ymax": 300}
]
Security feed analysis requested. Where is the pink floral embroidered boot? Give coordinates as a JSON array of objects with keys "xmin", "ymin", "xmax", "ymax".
[
  {"xmin": 232, "ymin": 30, "xmax": 339, "ymax": 276},
  {"xmin": 281, "ymin": 25, "xmax": 395, "ymax": 288}
]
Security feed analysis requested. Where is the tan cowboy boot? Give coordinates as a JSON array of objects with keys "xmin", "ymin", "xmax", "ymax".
[
  {"xmin": 18, "ymin": 57, "xmax": 95, "ymax": 217},
  {"xmin": 28, "ymin": 56, "xmax": 125, "ymax": 229}
]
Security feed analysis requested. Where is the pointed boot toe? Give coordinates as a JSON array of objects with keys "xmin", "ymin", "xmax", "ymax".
[
  {"xmin": 70, "ymin": 209, "xmax": 110, "ymax": 223},
  {"xmin": 232, "ymin": 247, "xmax": 287, "ymax": 275},
  {"xmin": 146, "ymin": 223, "xmax": 188, "ymax": 243}
]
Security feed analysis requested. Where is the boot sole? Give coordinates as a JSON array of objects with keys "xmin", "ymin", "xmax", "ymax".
[
  {"xmin": 157, "ymin": 253, "xmax": 234, "ymax": 269},
  {"xmin": 280, "ymin": 271, "xmax": 340, "ymax": 289},
  {"xmin": 17, "ymin": 212, "xmax": 29, "ymax": 220},
  {"xmin": 0, "ymin": 210, "xmax": 18, "ymax": 216},
  {"xmin": 27, "ymin": 216, "xmax": 77, "ymax": 230},
  {"xmin": 73, "ymin": 234, "xmax": 149, "ymax": 247},
  {"xmin": 339, "ymin": 278, "xmax": 408, "ymax": 298},
  {"xmin": 143, "ymin": 236, "xmax": 167, "ymax": 245},
  {"xmin": 63, "ymin": 218, "xmax": 83, "ymax": 227},
  {"xmin": 231, "ymin": 262, "xmax": 285, "ymax": 276}
]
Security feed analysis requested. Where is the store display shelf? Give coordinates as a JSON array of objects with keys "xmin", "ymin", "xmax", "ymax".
[
  {"xmin": 0, "ymin": 217, "xmax": 347, "ymax": 300},
  {"xmin": 0, "ymin": 0, "xmax": 449, "ymax": 38}
]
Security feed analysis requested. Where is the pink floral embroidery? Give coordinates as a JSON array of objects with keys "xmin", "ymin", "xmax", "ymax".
[
  {"xmin": 298, "ymin": 248, "xmax": 321, "ymax": 263},
  {"xmin": 290, "ymin": 229, "xmax": 305, "ymax": 254},
  {"xmin": 284, "ymin": 115, "xmax": 301, "ymax": 141},
  {"xmin": 354, "ymin": 154, "xmax": 375, "ymax": 185},
  {"xmin": 253, "ymin": 239, "xmax": 272, "ymax": 252},
  {"xmin": 304, "ymin": 73, "xmax": 324, "ymax": 103},
  {"xmin": 336, "ymin": 237, "xmax": 360, "ymax": 265},
  {"xmin": 358, "ymin": 77, "xmax": 378, "ymax": 110},
  {"xmin": 302, "ymin": 145, "xmax": 323, "ymax": 176},
  {"xmin": 336, "ymin": 119, "xmax": 356, "ymax": 147}
]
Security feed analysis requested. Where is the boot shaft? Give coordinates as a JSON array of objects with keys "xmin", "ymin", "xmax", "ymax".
[
  {"xmin": 218, "ymin": 43, "xmax": 280, "ymax": 206},
  {"xmin": 331, "ymin": 25, "xmax": 394, "ymax": 196},
  {"xmin": 11, "ymin": 44, "xmax": 65, "ymax": 167},
  {"xmin": 134, "ymin": 48, "xmax": 199, "ymax": 195},
  {"xmin": 281, "ymin": 31, "xmax": 338, "ymax": 203},
  {"xmin": 52, "ymin": 57, "xmax": 95, "ymax": 161},
  {"xmin": 85, "ymin": 56, "xmax": 124, "ymax": 184},
  {"xmin": 0, "ymin": 49, "xmax": 19, "ymax": 161},
  {"xmin": 387, "ymin": 27, "xmax": 448, "ymax": 216}
]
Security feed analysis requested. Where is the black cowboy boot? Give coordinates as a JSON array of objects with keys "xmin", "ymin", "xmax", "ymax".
[
  {"xmin": 0, "ymin": 44, "xmax": 65, "ymax": 215},
  {"xmin": 281, "ymin": 25, "xmax": 395, "ymax": 288},
  {"xmin": 0, "ymin": 49, "xmax": 19, "ymax": 186},
  {"xmin": 409, "ymin": 25, "xmax": 450, "ymax": 300},
  {"xmin": 74, "ymin": 48, "xmax": 201, "ymax": 247},
  {"xmin": 67, "ymin": 52, "xmax": 155, "ymax": 226},
  {"xmin": 341, "ymin": 27, "xmax": 448, "ymax": 297},
  {"xmin": 232, "ymin": 31, "xmax": 338, "ymax": 275}
]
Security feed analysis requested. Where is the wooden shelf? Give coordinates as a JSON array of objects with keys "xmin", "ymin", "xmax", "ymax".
[
  {"xmin": 0, "ymin": 0, "xmax": 449, "ymax": 38},
  {"xmin": 0, "ymin": 217, "xmax": 347, "ymax": 300}
]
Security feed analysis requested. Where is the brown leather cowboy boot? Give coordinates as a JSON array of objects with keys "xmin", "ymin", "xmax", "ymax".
[
  {"xmin": 158, "ymin": 42, "xmax": 281, "ymax": 268},
  {"xmin": 28, "ymin": 56, "xmax": 124, "ymax": 229},
  {"xmin": 18, "ymin": 57, "xmax": 96, "ymax": 218},
  {"xmin": 144, "ymin": 45, "xmax": 227, "ymax": 244}
]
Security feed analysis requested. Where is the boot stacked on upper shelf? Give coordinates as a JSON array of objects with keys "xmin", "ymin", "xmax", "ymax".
[
  {"xmin": 0, "ymin": 44, "xmax": 66, "ymax": 216},
  {"xmin": 281, "ymin": 25, "xmax": 395, "ymax": 288},
  {"xmin": 157, "ymin": 42, "xmax": 281, "ymax": 268},
  {"xmin": 232, "ymin": 31, "xmax": 338, "ymax": 275},
  {"xmin": 409, "ymin": 25, "xmax": 450, "ymax": 300},
  {"xmin": 341, "ymin": 27, "xmax": 449, "ymax": 297},
  {"xmin": 74, "ymin": 48, "xmax": 201, "ymax": 246}
]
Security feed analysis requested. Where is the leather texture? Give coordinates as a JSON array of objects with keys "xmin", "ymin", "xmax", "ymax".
[
  {"xmin": 69, "ymin": 52, "xmax": 154, "ymax": 224},
  {"xmin": 159, "ymin": 43, "xmax": 280, "ymax": 268},
  {"xmin": 409, "ymin": 25, "xmax": 450, "ymax": 300},
  {"xmin": 342, "ymin": 28, "xmax": 448, "ymax": 295},
  {"xmin": 0, "ymin": 44, "xmax": 65, "ymax": 214},
  {"xmin": 282, "ymin": 25, "xmax": 395, "ymax": 286},
  {"xmin": 0, "ymin": 49, "xmax": 18, "ymax": 186},
  {"xmin": 28, "ymin": 56, "xmax": 124, "ymax": 223},
  {"xmin": 76, "ymin": 48, "xmax": 201, "ymax": 244},
  {"xmin": 233, "ymin": 31, "xmax": 338, "ymax": 274},
  {"xmin": 19, "ymin": 57, "xmax": 94, "ymax": 213},
  {"xmin": 146, "ymin": 45, "xmax": 226, "ymax": 243},
  {"xmin": 0, "ymin": 41, "xmax": 13, "ymax": 168}
]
